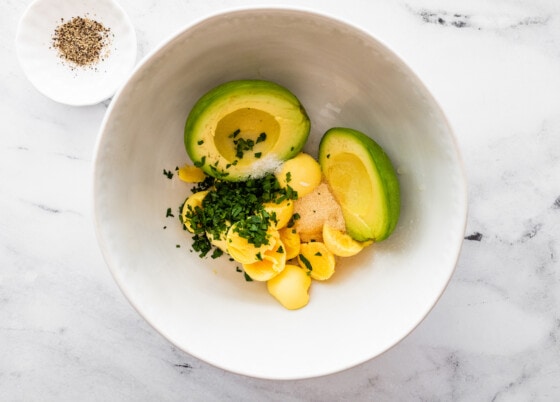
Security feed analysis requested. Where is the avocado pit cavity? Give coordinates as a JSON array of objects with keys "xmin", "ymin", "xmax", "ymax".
[{"xmin": 214, "ymin": 108, "xmax": 280, "ymax": 166}]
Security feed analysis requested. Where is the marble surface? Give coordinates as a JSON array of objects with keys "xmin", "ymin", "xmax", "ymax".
[{"xmin": 2, "ymin": 0, "xmax": 559, "ymax": 400}]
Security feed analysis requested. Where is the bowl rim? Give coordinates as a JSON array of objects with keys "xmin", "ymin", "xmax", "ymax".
[{"xmin": 92, "ymin": 5, "xmax": 468, "ymax": 380}]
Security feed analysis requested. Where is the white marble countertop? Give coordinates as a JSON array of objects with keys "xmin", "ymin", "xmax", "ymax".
[{"xmin": 2, "ymin": 0, "xmax": 560, "ymax": 400}]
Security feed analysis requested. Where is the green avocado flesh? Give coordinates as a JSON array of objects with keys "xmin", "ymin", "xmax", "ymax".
[
  {"xmin": 318, "ymin": 127, "xmax": 400, "ymax": 242},
  {"xmin": 184, "ymin": 80, "xmax": 310, "ymax": 181}
]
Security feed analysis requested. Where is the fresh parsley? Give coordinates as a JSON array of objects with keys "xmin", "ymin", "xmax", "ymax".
[
  {"xmin": 299, "ymin": 254, "xmax": 313, "ymax": 271},
  {"xmin": 181, "ymin": 173, "xmax": 298, "ymax": 258}
]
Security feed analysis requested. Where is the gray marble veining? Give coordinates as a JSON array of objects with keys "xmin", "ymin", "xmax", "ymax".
[{"xmin": 2, "ymin": 0, "xmax": 560, "ymax": 400}]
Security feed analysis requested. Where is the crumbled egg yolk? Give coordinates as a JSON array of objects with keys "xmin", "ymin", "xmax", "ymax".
[
  {"xmin": 267, "ymin": 264, "xmax": 311, "ymax": 310},
  {"xmin": 263, "ymin": 199, "xmax": 294, "ymax": 230},
  {"xmin": 297, "ymin": 242, "xmax": 336, "ymax": 281},
  {"xmin": 226, "ymin": 224, "xmax": 279, "ymax": 265},
  {"xmin": 207, "ymin": 230, "xmax": 229, "ymax": 252},
  {"xmin": 275, "ymin": 152, "xmax": 322, "ymax": 198},
  {"xmin": 181, "ymin": 190, "xmax": 209, "ymax": 232},
  {"xmin": 177, "ymin": 164, "xmax": 206, "ymax": 183},
  {"xmin": 278, "ymin": 227, "xmax": 301, "ymax": 260},
  {"xmin": 243, "ymin": 238, "xmax": 286, "ymax": 281},
  {"xmin": 322, "ymin": 223, "xmax": 365, "ymax": 257}
]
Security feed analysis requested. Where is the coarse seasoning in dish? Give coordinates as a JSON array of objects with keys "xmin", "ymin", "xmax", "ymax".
[{"xmin": 52, "ymin": 16, "xmax": 112, "ymax": 69}]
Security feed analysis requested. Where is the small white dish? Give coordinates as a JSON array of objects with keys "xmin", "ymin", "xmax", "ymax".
[{"xmin": 16, "ymin": 0, "xmax": 137, "ymax": 106}]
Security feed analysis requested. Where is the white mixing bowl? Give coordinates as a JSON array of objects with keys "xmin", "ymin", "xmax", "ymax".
[{"xmin": 93, "ymin": 8, "xmax": 467, "ymax": 379}]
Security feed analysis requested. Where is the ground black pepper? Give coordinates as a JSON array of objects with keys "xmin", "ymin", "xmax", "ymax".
[{"xmin": 52, "ymin": 16, "xmax": 112, "ymax": 69}]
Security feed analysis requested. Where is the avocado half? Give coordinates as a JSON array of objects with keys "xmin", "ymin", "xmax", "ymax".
[
  {"xmin": 184, "ymin": 80, "xmax": 310, "ymax": 181},
  {"xmin": 318, "ymin": 127, "xmax": 400, "ymax": 242}
]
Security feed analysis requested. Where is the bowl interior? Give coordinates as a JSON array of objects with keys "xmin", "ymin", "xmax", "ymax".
[{"xmin": 93, "ymin": 8, "xmax": 467, "ymax": 379}]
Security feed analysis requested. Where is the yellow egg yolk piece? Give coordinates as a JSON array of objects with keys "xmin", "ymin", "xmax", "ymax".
[
  {"xmin": 275, "ymin": 153, "xmax": 322, "ymax": 198},
  {"xmin": 267, "ymin": 264, "xmax": 311, "ymax": 310},
  {"xmin": 263, "ymin": 199, "xmax": 294, "ymax": 230},
  {"xmin": 207, "ymin": 229, "xmax": 229, "ymax": 252},
  {"xmin": 297, "ymin": 242, "xmax": 336, "ymax": 281},
  {"xmin": 177, "ymin": 164, "xmax": 207, "ymax": 183},
  {"xmin": 226, "ymin": 225, "xmax": 280, "ymax": 265},
  {"xmin": 322, "ymin": 223, "xmax": 366, "ymax": 257},
  {"xmin": 243, "ymin": 238, "xmax": 287, "ymax": 281},
  {"xmin": 181, "ymin": 190, "xmax": 209, "ymax": 233},
  {"xmin": 279, "ymin": 227, "xmax": 301, "ymax": 260}
]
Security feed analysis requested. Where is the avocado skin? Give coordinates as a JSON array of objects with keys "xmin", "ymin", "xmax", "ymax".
[
  {"xmin": 319, "ymin": 127, "xmax": 400, "ymax": 242},
  {"xmin": 184, "ymin": 80, "xmax": 310, "ymax": 181}
]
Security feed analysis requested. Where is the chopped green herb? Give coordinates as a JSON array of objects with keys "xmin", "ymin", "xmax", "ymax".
[
  {"xmin": 256, "ymin": 132, "xmax": 267, "ymax": 143},
  {"xmin": 231, "ymin": 204, "xmax": 243, "ymax": 218},
  {"xmin": 299, "ymin": 254, "xmax": 313, "ymax": 271},
  {"xmin": 211, "ymin": 248, "xmax": 224, "ymax": 259},
  {"xmin": 181, "ymin": 173, "xmax": 296, "ymax": 258},
  {"xmin": 193, "ymin": 156, "xmax": 206, "ymax": 168},
  {"xmin": 315, "ymin": 252, "xmax": 322, "ymax": 256},
  {"xmin": 233, "ymin": 137, "xmax": 255, "ymax": 159},
  {"xmin": 191, "ymin": 233, "xmax": 212, "ymax": 257},
  {"xmin": 326, "ymin": 153, "xmax": 331, "ymax": 159},
  {"xmin": 233, "ymin": 213, "xmax": 270, "ymax": 247},
  {"xmin": 176, "ymin": 244, "xmax": 181, "ymax": 248},
  {"xmin": 191, "ymin": 175, "xmax": 214, "ymax": 193},
  {"xmin": 287, "ymin": 212, "xmax": 301, "ymax": 228},
  {"xmin": 277, "ymin": 246, "xmax": 284, "ymax": 254},
  {"xmin": 163, "ymin": 169, "xmax": 173, "ymax": 179},
  {"xmin": 166, "ymin": 208, "xmax": 174, "ymax": 218},
  {"xmin": 197, "ymin": 140, "xmax": 204, "ymax": 145},
  {"xmin": 243, "ymin": 272, "xmax": 254, "ymax": 282}
]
